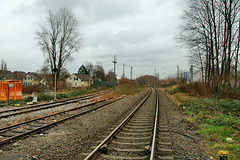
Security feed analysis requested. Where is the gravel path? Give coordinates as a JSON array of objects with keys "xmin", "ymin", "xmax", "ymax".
[{"xmin": 0, "ymin": 88, "xmax": 207, "ymax": 160}]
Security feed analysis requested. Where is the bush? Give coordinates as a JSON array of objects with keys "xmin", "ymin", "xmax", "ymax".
[
  {"xmin": 24, "ymin": 96, "xmax": 33, "ymax": 102},
  {"xmin": 56, "ymin": 93, "xmax": 70, "ymax": 99},
  {"xmin": 57, "ymin": 81, "xmax": 68, "ymax": 90},
  {"xmin": 37, "ymin": 93, "xmax": 53, "ymax": 101},
  {"xmin": 22, "ymin": 85, "xmax": 45, "ymax": 94},
  {"xmin": 168, "ymin": 84, "xmax": 189, "ymax": 95},
  {"xmin": 169, "ymin": 82, "xmax": 214, "ymax": 97}
]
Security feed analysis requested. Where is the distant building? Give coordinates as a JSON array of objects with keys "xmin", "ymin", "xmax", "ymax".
[
  {"xmin": 14, "ymin": 71, "xmax": 27, "ymax": 80},
  {"xmin": 0, "ymin": 70, "xmax": 26, "ymax": 81},
  {"xmin": 66, "ymin": 73, "xmax": 93, "ymax": 87},
  {"xmin": 159, "ymin": 80, "xmax": 168, "ymax": 85},
  {"xmin": 183, "ymin": 72, "xmax": 190, "ymax": 82},
  {"xmin": 23, "ymin": 73, "xmax": 47, "ymax": 86},
  {"xmin": 0, "ymin": 70, "xmax": 15, "ymax": 80}
]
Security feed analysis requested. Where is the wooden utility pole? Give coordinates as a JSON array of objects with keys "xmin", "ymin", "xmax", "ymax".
[
  {"xmin": 177, "ymin": 65, "xmax": 179, "ymax": 83},
  {"xmin": 123, "ymin": 64, "xmax": 125, "ymax": 78},
  {"xmin": 130, "ymin": 67, "xmax": 132, "ymax": 80},
  {"xmin": 113, "ymin": 55, "xmax": 117, "ymax": 91}
]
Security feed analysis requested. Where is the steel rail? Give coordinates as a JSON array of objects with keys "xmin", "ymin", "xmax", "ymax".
[
  {"xmin": 0, "ymin": 88, "xmax": 112, "ymax": 115},
  {"xmin": 0, "ymin": 97, "xmax": 124, "ymax": 147},
  {"xmin": 0, "ymin": 89, "xmax": 112, "ymax": 119},
  {"xmin": 0, "ymin": 99, "xmax": 105, "ymax": 133},
  {"xmin": 0, "ymin": 96, "xmax": 92, "ymax": 119},
  {"xmin": 84, "ymin": 89, "xmax": 152, "ymax": 160},
  {"xmin": 150, "ymin": 88, "xmax": 159, "ymax": 160}
]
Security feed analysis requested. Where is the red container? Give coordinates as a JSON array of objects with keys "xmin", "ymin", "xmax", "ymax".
[{"xmin": 0, "ymin": 80, "xmax": 22, "ymax": 101}]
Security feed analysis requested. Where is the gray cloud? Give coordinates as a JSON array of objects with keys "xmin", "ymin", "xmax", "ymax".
[{"xmin": 0, "ymin": 0, "xmax": 188, "ymax": 79}]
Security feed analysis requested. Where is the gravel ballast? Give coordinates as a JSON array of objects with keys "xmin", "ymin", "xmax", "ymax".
[
  {"xmin": 0, "ymin": 88, "xmax": 206, "ymax": 159},
  {"xmin": 0, "ymin": 88, "xmax": 149, "ymax": 159},
  {"xmin": 158, "ymin": 90, "xmax": 207, "ymax": 159}
]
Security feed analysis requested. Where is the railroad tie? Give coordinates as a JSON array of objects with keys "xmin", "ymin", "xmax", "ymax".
[
  {"xmin": 100, "ymin": 154, "xmax": 148, "ymax": 160},
  {"xmin": 12, "ymin": 130, "xmax": 26, "ymax": 133},
  {"xmin": 158, "ymin": 156, "xmax": 174, "ymax": 160},
  {"xmin": 115, "ymin": 136, "xmax": 152, "ymax": 140},
  {"xmin": 0, "ymin": 133, "xmax": 17, "ymax": 137},
  {"xmin": 157, "ymin": 148, "xmax": 173, "ymax": 155},
  {"xmin": 111, "ymin": 141, "xmax": 149, "ymax": 145}
]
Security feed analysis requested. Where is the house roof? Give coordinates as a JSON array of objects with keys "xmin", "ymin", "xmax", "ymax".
[
  {"xmin": 14, "ymin": 71, "xmax": 26, "ymax": 79},
  {"xmin": 73, "ymin": 73, "xmax": 92, "ymax": 81},
  {"xmin": 0, "ymin": 71, "xmax": 13, "ymax": 80},
  {"xmin": 0, "ymin": 70, "xmax": 26, "ymax": 80},
  {"xmin": 26, "ymin": 72, "xmax": 45, "ymax": 81}
]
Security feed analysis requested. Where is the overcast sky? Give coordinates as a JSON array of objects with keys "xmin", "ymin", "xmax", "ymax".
[{"xmin": 0, "ymin": 0, "xmax": 188, "ymax": 79}]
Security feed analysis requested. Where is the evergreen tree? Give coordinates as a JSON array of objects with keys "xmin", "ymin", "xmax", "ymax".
[{"xmin": 78, "ymin": 65, "xmax": 89, "ymax": 75}]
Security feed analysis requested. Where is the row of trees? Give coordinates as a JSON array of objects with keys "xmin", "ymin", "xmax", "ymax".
[
  {"xmin": 1, "ymin": 59, "xmax": 8, "ymax": 71},
  {"xmin": 78, "ymin": 62, "xmax": 116, "ymax": 82},
  {"xmin": 178, "ymin": 0, "xmax": 240, "ymax": 91}
]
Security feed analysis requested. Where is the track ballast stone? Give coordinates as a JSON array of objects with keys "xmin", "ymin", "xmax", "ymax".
[{"xmin": 0, "ymin": 88, "xmax": 206, "ymax": 159}]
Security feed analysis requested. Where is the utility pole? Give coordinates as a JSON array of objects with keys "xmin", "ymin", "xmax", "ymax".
[
  {"xmin": 113, "ymin": 55, "xmax": 117, "ymax": 91},
  {"xmin": 130, "ymin": 67, "xmax": 133, "ymax": 80},
  {"xmin": 190, "ymin": 65, "xmax": 193, "ymax": 83},
  {"xmin": 123, "ymin": 64, "xmax": 125, "ymax": 78},
  {"xmin": 177, "ymin": 65, "xmax": 179, "ymax": 83}
]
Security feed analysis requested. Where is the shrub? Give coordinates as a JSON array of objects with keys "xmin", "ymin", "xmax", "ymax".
[
  {"xmin": 168, "ymin": 84, "xmax": 189, "ymax": 95},
  {"xmin": 24, "ymin": 96, "xmax": 33, "ymax": 102},
  {"xmin": 56, "ymin": 93, "xmax": 70, "ymax": 99},
  {"xmin": 37, "ymin": 93, "xmax": 53, "ymax": 101},
  {"xmin": 22, "ymin": 85, "xmax": 45, "ymax": 94}
]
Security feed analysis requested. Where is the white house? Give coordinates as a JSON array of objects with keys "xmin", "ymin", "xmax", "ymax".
[
  {"xmin": 23, "ymin": 73, "xmax": 47, "ymax": 86},
  {"xmin": 66, "ymin": 74, "xmax": 93, "ymax": 87}
]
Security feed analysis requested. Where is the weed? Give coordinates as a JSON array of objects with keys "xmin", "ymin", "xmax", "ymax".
[
  {"xmin": 182, "ymin": 98, "xmax": 240, "ymax": 159},
  {"xmin": 116, "ymin": 84, "xmax": 142, "ymax": 95}
]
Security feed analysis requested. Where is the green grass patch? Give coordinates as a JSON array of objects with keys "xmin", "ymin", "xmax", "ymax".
[
  {"xmin": 168, "ymin": 85, "xmax": 186, "ymax": 95},
  {"xmin": 182, "ymin": 98, "xmax": 240, "ymax": 159},
  {"xmin": 116, "ymin": 84, "xmax": 143, "ymax": 95}
]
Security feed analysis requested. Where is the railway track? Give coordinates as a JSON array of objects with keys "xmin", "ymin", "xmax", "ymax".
[
  {"xmin": 0, "ymin": 89, "xmax": 112, "ymax": 119},
  {"xmin": 83, "ymin": 88, "xmax": 174, "ymax": 160},
  {"xmin": 0, "ymin": 89, "xmax": 122, "ymax": 148}
]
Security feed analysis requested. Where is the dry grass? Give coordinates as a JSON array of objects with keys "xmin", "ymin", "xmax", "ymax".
[{"xmin": 159, "ymin": 86, "xmax": 194, "ymax": 106}]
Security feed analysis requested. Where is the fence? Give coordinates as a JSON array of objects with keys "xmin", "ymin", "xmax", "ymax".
[{"xmin": 91, "ymin": 81, "xmax": 114, "ymax": 88}]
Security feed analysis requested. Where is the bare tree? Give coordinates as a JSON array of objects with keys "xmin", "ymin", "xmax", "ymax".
[
  {"xmin": 106, "ymin": 69, "xmax": 115, "ymax": 82},
  {"xmin": 1, "ymin": 59, "xmax": 4, "ymax": 71},
  {"xmin": 84, "ymin": 61, "xmax": 94, "ymax": 77},
  {"xmin": 94, "ymin": 61, "xmax": 106, "ymax": 81},
  {"xmin": 1, "ymin": 59, "xmax": 8, "ymax": 71},
  {"xmin": 178, "ymin": 0, "xmax": 240, "ymax": 91},
  {"xmin": 36, "ymin": 8, "xmax": 82, "ymax": 87}
]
